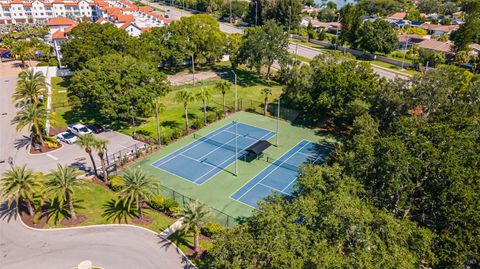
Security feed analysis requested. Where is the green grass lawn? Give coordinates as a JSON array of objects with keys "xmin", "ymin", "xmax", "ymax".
[
  {"xmin": 46, "ymin": 183, "xmax": 176, "ymax": 233},
  {"xmin": 168, "ymin": 230, "xmax": 214, "ymax": 254},
  {"xmin": 363, "ymin": 60, "xmax": 418, "ymax": 76},
  {"xmin": 50, "ymin": 76, "xmax": 70, "ymax": 127}
]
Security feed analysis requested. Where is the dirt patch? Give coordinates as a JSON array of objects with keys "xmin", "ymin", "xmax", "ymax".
[
  {"xmin": 49, "ymin": 126, "xmax": 67, "ymax": 136},
  {"xmin": 167, "ymin": 71, "xmax": 219, "ymax": 86},
  {"xmin": 60, "ymin": 215, "xmax": 87, "ymax": 226},
  {"xmin": 131, "ymin": 216, "xmax": 154, "ymax": 225},
  {"xmin": 29, "ymin": 143, "xmax": 62, "ymax": 154},
  {"xmin": 20, "ymin": 210, "xmax": 47, "ymax": 229}
]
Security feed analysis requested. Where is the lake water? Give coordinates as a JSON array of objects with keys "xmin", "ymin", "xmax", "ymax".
[{"xmin": 315, "ymin": 0, "xmax": 357, "ymax": 9}]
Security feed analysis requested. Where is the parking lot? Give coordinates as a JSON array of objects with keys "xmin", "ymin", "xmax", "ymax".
[{"xmin": 16, "ymin": 130, "xmax": 141, "ymax": 174}]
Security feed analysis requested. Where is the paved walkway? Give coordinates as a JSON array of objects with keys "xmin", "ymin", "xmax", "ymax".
[{"xmin": 0, "ymin": 205, "xmax": 192, "ymax": 269}]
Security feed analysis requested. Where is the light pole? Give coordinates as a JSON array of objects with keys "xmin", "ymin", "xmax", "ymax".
[
  {"xmin": 275, "ymin": 97, "xmax": 280, "ymax": 146},
  {"xmin": 401, "ymin": 36, "xmax": 409, "ymax": 71},
  {"xmin": 231, "ymin": 69, "xmax": 237, "ymax": 112},
  {"xmin": 334, "ymin": 12, "xmax": 340, "ymax": 50},
  {"xmin": 129, "ymin": 105, "xmax": 136, "ymax": 137},
  {"xmin": 288, "ymin": 0, "xmax": 292, "ymax": 34}
]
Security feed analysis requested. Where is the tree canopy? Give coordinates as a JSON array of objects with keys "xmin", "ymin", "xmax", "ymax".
[
  {"xmin": 358, "ymin": 19, "xmax": 398, "ymax": 54},
  {"xmin": 68, "ymin": 54, "xmax": 170, "ymax": 122}
]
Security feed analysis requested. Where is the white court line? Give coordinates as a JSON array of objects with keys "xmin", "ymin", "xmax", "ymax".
[
  {"xmin": 258, "ymin": 183, "xmax": 290, "ymax": 196},
  {"xmin": 234, "ymin": 141, "xmax": 311, "ymax": 201},
  {"xmin": 193, "ymin": 130, "xmax": 276, "ymax": 184},
  {"xmin": 281, "ymin": 176, "xmax": 298, "ymax": 192},
  {"xmin": 280, "ymin": 149, "xmax": 327, "ymax": 192},
  {"xmin": 178, "ymin": 153, "xmax": 217, "ymax": 169},
  {"xmin": 46, "ymin": 153, "xmax": 58, "ymax": 161}
]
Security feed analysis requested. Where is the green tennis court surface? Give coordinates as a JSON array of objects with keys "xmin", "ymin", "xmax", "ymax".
[{"xmin": 137, "ymin": 112, "xmax": 336, "ymax": 222}]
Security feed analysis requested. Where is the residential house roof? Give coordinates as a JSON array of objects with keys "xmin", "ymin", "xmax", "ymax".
[
  {"xmin": 47, "ymin": 17, "xmax": 77, "ymax": 26},
  {"xmin": 398, "ymin": 34, "xmax": 425, "ymax": 44},
  {"xmin": 418, "ymin": 39, "xmax": 454, "ymax": 53},
  {"xmin": 389, "ymin": 12, "xmax": 406, "ymax": 20}
]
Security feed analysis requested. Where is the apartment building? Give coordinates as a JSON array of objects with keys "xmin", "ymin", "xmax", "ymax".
[{"xmin": 0, "ymin": 0, "xmax": 100, "ymax": 24}]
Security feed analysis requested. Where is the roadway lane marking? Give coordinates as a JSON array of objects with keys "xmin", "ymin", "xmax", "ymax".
[{"xmin": 47, "ymin": 154, "xmax": 58, "ymax": 161}]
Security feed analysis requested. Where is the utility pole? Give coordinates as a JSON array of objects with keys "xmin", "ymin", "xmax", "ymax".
[{"xmin": 231, "ymin": 69, "xmax": 237, "ymax": 112}]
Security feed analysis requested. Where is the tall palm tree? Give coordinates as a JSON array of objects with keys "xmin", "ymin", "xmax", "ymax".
[
  {"xmin": 177, "ymin": 200, "xmax": 211, "ymax": 255},
  {"xmin": 196, "ymin": 86, "xmax": 212, "ymax": 126},
  {"xmin": 16, "ymin": 103, "xmax": 47, "ymax": 146},
  {"xmin": 214, "ymin": 81, "xmax": 232, "ymax": 118},
  {"xmin": 175, "ymin": 90, "xmax": 196, "ymax": 133},
  {"xmin": 117, "ymin": 167, "xmax": 159, "ymax": 220},
  {"xmin": 11, "ymin": 39, "xmax": 35, "ymax": 68},
  {"xmin": 13, "ymin": 69, "xmax": 48, "ymax": 105},
  {"xmin": 0, "ymin": 165, "xmax": 43, "ymax": 217},
  {"xmin": 77, "ymin": 134, "xmax": 99, "ymax": 176},
  {"xmin": 94, "ymin": 139, "xmax": 109, "ymax": 184},
  {"xmin": 261, "ymin": 88, "xmax": 272, "ymax": 116},
  {"xmin": 150, "ymin": 99, "xmax": 165, "ymax": 146},
  {"xmin": 45, "ymin": 164, "xmax": 85, "ymax": 220}
]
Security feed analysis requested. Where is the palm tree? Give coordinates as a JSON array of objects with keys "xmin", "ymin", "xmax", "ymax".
[
  {"xmin": 11, "ymin": 39, "xmax": 35, "ymax": 68},
  {"xmin": 77, "ymin": 134, "xmax": 99, "ymax": 176},
  {"xmin": 13, "ymin": 69, "xmax": 48, "ymax": 105},
  {"xmin": 196, "ymin": 86, "xmax": 212, "ymax": 125},
  {"xmin": 177, "ymin": 200, "xmax": 211, "ymax": 255},
  {"xmin": 0, "ymin": 165, "xmax": 43, "ymax": 217},
  {"xmin": 117, "ymin": 167, "xmax": 159, "ymax": 220},
  {"xmin": 94, "ymin": 139, "xmax": 109, "ymax": 184},
  {"xmin": 150, "ymin": 99, "xmax": 165, "ymax": 146},
  {"xmin": 16, "ymin": 103, "xmax": 47, "ymax": 146},
  {"xmin": 175, "ymin": 90, "xmax": 196, "ymax": 133},
  {"xmin": 261, "ymin": 88, "xmax": 272, "ymax": 116},
  {"xmin": 214, "ymin": 81, "xmax": 232, "ymax": 117},
  {"xmin": 45, "ymin": 164, "xmax": 84, "ymax": 219}
]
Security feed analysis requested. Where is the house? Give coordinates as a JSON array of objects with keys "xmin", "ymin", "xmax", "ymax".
[
  {"xmin": 388, "ymin": 12, "xmax": 406, "ymax": 21},
  {"xmin": 469, "ymin": 43, "xmax": 480, "ymax": 56},
  {"xmin": 421, "ymin": 23, "xmax": 459, "ymax": 36},
  {"xmin": 397, "ymin": 34, "xmax": 425, "ymax": 49},
  {"xmin": 418, "ymin": 39, "xmax": 454, "ymax": 54},
  {"xmin": 47, "ymin": 17, "xmax": 78, "ymax": 66}
]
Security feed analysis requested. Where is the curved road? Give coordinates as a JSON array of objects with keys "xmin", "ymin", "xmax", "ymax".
[{"xmin": 0, "ymin": 206, "xmax": 190, "ymax": 269}]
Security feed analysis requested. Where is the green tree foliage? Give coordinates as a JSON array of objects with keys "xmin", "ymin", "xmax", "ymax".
[
  {"xmin": 418, "ymin": 0, "xmax": 459, "ymax": 15},
  {"xmin": 77, "ymin": 134, "xmax": 99, "ymax": 177},
  {"xmin": 10, "ymin": 38, "xmax": 43, "ymax": 67},
  {"xmin": 117, "ymin": 167, "xmax": 159, "ymax": 219},
  {"xmin": 418, "ymin": 48, "xmax": 446, "ymax": 67},
  {"xmin": 210, "ymin": 165, "xmax": 436, "ymax": 268},
  {"xmin": 339, "ymin": 4, "xmax": 365, "ymax": 48},
  {"xmin": 68, "ymin": 54, "xmax": 170, "ymax": 122},
  {"xmin": 15, "ymin": 103, "xmax": 47, "ymax": 146},
  {"xmin": 359, "ymin": 19, "xmax": 398, "ymax": 54},
  {"xmin": 13, "ymin": 69, "xmax": 47, "ymax": 105},
  {"xmin": 45, "ymin": 164, "xmax": 85, "ymax": 220},
  {"xmin": 245, "ymin": 0, "xmax": 302, "ymax": 28},
  {"xmin": 220, "ymin": 0, "xmax": 248, "ymax": 20},
  {"xmin": 60, "ymin": 23, "xmax": 133, "ymax": 70},
  {"xmin": 357, "ymin": 0, "xmax": 402, "ymax": 16},
  {"xmin": 316, "ymin": 6, "xmax": 338, "ymax": 22},
  {"xmin": 339, "ymin": 66, "xmax": 480, "ymax": 268},
  {"xmin": 281, "ymin": 52, "xmax": 380, "ymax": 126},
  {"xmin": 1, "ymin": 165, "xmax": 43, "ymax": 217},
  {"xmin": 175, "ymin": 90, "xmax": 196, "ymax": 132},
  {"xmin": 235, "ymin": 20, "xmax": 289, "ymax": 79},
  {"xmin": 168, "ymin": 15, "xmax": 227, "ymax": 64},
  {"xmin": 451, "ymin": 3, "xmax": 480, "ymax": 51},
  {"xmin": 177, "ymin": 201, "xmax": 211, "ymax": 255}
]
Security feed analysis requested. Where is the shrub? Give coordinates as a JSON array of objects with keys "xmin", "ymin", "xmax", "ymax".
[
  {"xmin": 149, "ymin": 195, "xmax": 179, "ymax": 216},
  {"xmin": 48, "ymin": 57, "xmax": 58, "ymax": 66},
  {"xmin": 170, "ymin": 128, "xmax": 184, "ymax": 140},
  {"xmin": 45, "ymin": 140, "xmax": 60, "ymax": 149},
  {"xmin": 36, "ymin": 61, "xmax": 49, "ymax": 66},
  {"xmin": 206, "ymin": 112, "xmax": 216, "ymax": 123},
  {"xmin": 215, "ymin": 110, "xmax": 224, "ymax": 120},
  {"xmin": 191, "ymin": 119, "xmax": 204, "ymax": 130},
  {"xmin": 161, "ymin": 132, "xmax": 171, "ymax": 145},
  {"xmin": 108, "ymin": 175, "xmax": 124, "ymax": 191},
  {"xmin": 201, "ymin": 221, "xmax": 224, "ymax": 238}
]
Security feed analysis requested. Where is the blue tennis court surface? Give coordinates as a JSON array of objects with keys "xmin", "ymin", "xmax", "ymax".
[
  {"xmin": 151, "ymin": 122, "xmax": 276, "ymax": 185},
  {"xmin": 231, "ymin": 140, "xmax": 332, "ymax": 208}
]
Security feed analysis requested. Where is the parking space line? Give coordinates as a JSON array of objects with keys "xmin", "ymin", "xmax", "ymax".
[{"xmin": 46, "ymin": 154, "xmax": 58, "ymax": 161}]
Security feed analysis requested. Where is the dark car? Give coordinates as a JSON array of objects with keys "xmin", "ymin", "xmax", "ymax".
[{"xmin": 86, "ymin": 123, "xmax": 104, "ymax": 134}]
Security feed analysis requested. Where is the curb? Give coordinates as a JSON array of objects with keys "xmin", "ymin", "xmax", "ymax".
[
  {"xmin": 26, "ymin": 142, "xmax": 64, "ymax": 156},
  {"xmin": 370, "ymin": 64, "xmax": 413, "ymax": 77},
  {"xmin": 16, "ymin": 209, "xmax": 196, "ymax": 268}
]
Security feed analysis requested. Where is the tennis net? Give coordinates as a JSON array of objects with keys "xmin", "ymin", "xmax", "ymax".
[
  {"xmin": 193, "ymin": 133, "xmax": 242, "ymax": 153},
  {"xmin": 266, "ymin": 156, "xmax": 302, "ymax": 172}
]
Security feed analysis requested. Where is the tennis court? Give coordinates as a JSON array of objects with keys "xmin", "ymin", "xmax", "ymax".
[
  {"xmin": 151, "ymin": 122, "xmax": 276, "ymax": 185},
  {"xmin": 231, "ymin": 140, "xmax": 332, "ymax": 208}
]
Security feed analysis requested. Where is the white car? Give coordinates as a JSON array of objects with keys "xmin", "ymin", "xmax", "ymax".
[
  {"xmin": 56, "ymin": 131, "xmax": 77, "ymax": 144},
  {"xmin": 68, "ymin": 124, "xmax": 92, "ymax": 136}
]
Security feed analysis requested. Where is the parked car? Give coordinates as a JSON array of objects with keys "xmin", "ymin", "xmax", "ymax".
[
  {"xmin": 87, "ymin": 123, "xmax": 104, "ymax": 134},
  {"xmin": 56, "ymin": 131, "xmax": 78, "ymax": 144},
  {"xmin": 68, "ymin": 124, "xmax": 92, "ymax": 136}
]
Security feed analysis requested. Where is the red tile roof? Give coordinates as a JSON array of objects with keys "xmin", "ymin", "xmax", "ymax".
[
  {"xmin": 138, "ymin": 6, "xmax": 152, "ymax": 13},
  {"xmin": 47, "ymin": 17, "xmax": 77, "ymax": 26},
  {"xmin": 418, "ymin": 39, "xmax": 454, "ymax": 53},
  {"xmin": 141, "ymin": 26, "xmax": 152, "ymax": 32},
  {"xmin": 116, "ymin": 14, "xmax": 134, "ymax": 22},
  {"xmin": 52, "ymin": 29, "xmax": 67, "ymax": 39},
  {"xmin": 389, "ymin": 12, "xmax": 406, "ymax": 20}
]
